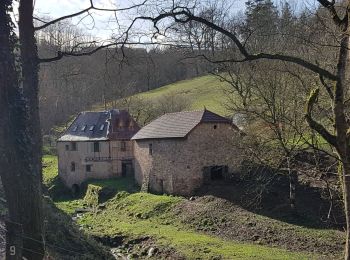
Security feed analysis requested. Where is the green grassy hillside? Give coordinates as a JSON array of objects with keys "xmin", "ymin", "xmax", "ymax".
[
  {"xmin": 43, "ymin": 156, "xmax": 343, "ymax": 259},
  {"xmin": 96, "ymin": 75, "xmax": 232, "ymax": 116},
  {"xmin": 137, "ymin": 75, "xmax": 231, "ymax": 115}
]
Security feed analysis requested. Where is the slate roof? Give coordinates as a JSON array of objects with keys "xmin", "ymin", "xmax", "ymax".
[
  {"xmin": 131, "ymin": 109, "xmax": 233, "ymax": 140},
  {"xmin": 58, "ymin": 109, "xmax": 140, "ymax": 142}
]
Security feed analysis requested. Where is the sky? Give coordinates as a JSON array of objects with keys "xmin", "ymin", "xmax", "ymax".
[
  {"xmin": 34, "ymin": 0, "xmax": 132, "ymax": 39},
  {"xmin": 32, "ymin": 0, "xmax": 311, "ymax": 40}
]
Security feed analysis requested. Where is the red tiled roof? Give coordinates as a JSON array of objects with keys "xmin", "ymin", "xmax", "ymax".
[{"xmin": 131, "ymin": 109, "xmax": 233, "ymax": 140}]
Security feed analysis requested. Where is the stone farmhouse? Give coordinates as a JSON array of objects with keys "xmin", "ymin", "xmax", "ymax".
[
  {"xmin": 57, "ymin": 109, "xmax": 140, "ymax": 191},
  {"xmin": 58, "ymin": 109, "xmax": 241, "ymax": 196},
  {"xmin": 132, "ymin": 110, "xmax": 242, "ymax": 196}
]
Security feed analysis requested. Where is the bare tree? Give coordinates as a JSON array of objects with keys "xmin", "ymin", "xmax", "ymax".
[
  {"xmin": 217, "ymin": 61, "xmax": 312, "ymax": 209},
  {"xmin": 131, "ymin": 1, "xmax": 350, "ymax": 257},
  {"xmin": 0, "ymin": 0, "xmax": 148, "ymax": 258},
  {"xmin": 154, "ymin": 91, "xmax": 191, "ymax": 115}
]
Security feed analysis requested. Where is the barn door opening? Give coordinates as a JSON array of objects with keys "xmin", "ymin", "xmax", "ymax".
[
  {"xmin": 121, "ymin": 160, "xmax": 133, "ymax": 177},
  {"xmin": 71, "ymin": 184, "xmax": 80, "ymax": 197},
  {"xmin": 203, "ymin": 165, "xmax": 228, "ymax": 184},
  {"xmin": 210, "ymin": 166, "xmax": 224, "ymax": 180}
]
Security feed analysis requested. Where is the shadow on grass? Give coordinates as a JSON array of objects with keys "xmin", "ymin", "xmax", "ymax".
[
  {"xmin": 43, "ymin": 197, "xmax": 114, "ymax": 259},
  {"xmin": 196, "ymin": 168, "xmax": 344, "ymax": 230},
  {"xmin": 0, "ymin": 178, "xmax": 114, "ymax": 259}
]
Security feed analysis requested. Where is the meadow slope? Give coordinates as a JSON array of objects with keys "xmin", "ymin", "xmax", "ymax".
[
  {"xmin": 43, "ymin": 156, "xmax": 343, "ymax": 260},
  {"xmin": 96, "ymin": 75, "xmax": 232, "ymax": 116}
]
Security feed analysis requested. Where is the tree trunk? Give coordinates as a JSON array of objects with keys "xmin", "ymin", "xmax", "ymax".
[
  {"xmin": 289, "ymin": 171, "xmax": 297, "ymax": 210},
  {"xmin": 17, "ymin": 1, "xmax": 44, "ymax": 259},
  {"xmin": 0, "ymin": 1, "xmax": 44, "ymax": 259},
  {"xmin": 0, "ymin": 2, "xmax": 24, "ymax": 259},
  {"xmin": 342, "ymin": 164, "xmax": 350, "ymax": 260},
  {"xmin": 286, "ymin": 157, "xmax": 296, "ymax": 210},
  {"xmin": 5, "ymin": 220, "xmax": 23, "ymax": 260},
  {"xmin": 334, "ymin": 31, "xmax": 350, "ymax": 259}
]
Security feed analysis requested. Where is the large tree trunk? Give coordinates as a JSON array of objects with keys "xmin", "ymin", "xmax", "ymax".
[
  {"xmin": 0, "ymin": 1, "xmax": 44, "ymax": 259},
  {"xmin": 17, "ymin": 0, "xmax": 44, "ymax": 259},
  {"xmin": 0, "ymin": 3, "xmax": 24, "ymax": 259},
  {"xmin": 334, "ymin": 31, "xmax": 350, "ymax": 259}
]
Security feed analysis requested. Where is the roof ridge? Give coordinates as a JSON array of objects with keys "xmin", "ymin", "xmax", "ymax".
[
  {"xmin": 80, "ymin": 108, "xmax": 128, "ymax": 113},
  {"xmin": 158, "ymin": 109, "xmax": 205, "ymax": 116},
  {"xmin": 202, "ymin": 109, "xmax": 227, "ymax": 118},
  {"xmin": 153, "ymin": 110, "xmax": 204, "ymax": 121},
  {"xmin": 81, "ymin": 110, "xmax": 110, "ymax": 113},
  {"xmin": 132, "ymin": 109, "xmax": 222, "ymax": 140}
]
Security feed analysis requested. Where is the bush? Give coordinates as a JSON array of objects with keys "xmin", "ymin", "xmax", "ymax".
[
  {"xmin": 43, "ymin": 145, "xmax": 57, "ymax": 156},
  {"xmin": 84, "ymin": 185, "xmax": 103, "ymax": 208}
]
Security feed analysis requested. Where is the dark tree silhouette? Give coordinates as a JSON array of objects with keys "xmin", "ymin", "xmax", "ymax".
[{"xmin": 0, "ymin": 0, "xmax": 147, "ymax": 258}]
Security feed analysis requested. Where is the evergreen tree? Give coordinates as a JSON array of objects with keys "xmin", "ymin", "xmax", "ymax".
[
  {"xmin": 245, "ymin": 0, "xmax": 279, "ymax": 34},
  {"xmin": 279, "ymin": 2, "xmax": 298, "ymax": 52},
  {"xmin": 242, "ymin": 0, "xmax": 279, "ymax": 51},
  {"xmin": 280, "ymin": 2, "xmax": 295, "ymax": 32}
]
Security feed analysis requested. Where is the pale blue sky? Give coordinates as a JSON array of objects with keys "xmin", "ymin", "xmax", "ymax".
[{"xmin": 32, "ymin": 0, "xmax": 312, "ymax": 39}]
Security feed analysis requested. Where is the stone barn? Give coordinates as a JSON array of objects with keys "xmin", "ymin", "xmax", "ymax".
[
  {"xmin": 57, "ymin": 109, "xmax": 140, "ymax": 190},
  {"xmin": 132, "ymin": 109, "xmax": 242, "ymax": 196}
]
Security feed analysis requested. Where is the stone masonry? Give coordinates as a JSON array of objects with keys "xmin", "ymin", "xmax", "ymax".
[{"xmin": 133, "ymin": 122, "xmax": 242, "ymax": 196}]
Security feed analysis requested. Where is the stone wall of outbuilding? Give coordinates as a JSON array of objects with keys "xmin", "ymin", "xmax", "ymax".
[{"xmin": 133, "ymin": 122, "xmax": 242, "ymax": 196}]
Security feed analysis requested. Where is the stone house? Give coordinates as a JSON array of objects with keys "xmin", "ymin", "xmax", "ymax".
[
  {"xmin": 131, "ymin": 109, "xmax": 242, "ymax": 196},
  {"xmin": 57, "ymin": 109, "xmax": 140, "ymax": 190}
]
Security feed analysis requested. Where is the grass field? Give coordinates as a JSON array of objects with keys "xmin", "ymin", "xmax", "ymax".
[
  {"xmin": 42, "ymin": 156, "xmax": 342, "ymax": 259},
  {"xmin": 137, "ymin": 75, "xmax": 231, "ymax": 114},
  {"xmin": 43, "ymin": 155, "xmax": 58, "ymax": 186},
  {"xmin": 95, "ymin": 75, "xmax": 232, "ymax": 116},
  {"xmin": 78, "ymin": 193, "xmax": 319, "ymax": 260}
]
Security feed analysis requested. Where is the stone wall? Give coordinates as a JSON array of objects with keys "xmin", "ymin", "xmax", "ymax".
[
  {"xmin": 57, "ymin": 140, "xmax": 135, "ymax": 188},
  {"xmin": 133, "ymin": 122, "xmax": 242, "ymax": 196},
  {"xmin": 110, "ymin": 140, "xmax": 134, "ymax": 177}
]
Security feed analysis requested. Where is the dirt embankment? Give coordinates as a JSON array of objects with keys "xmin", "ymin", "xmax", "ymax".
[{"xmin": 174, "ymin": 195, "xmax": 343, "ymax": 258}]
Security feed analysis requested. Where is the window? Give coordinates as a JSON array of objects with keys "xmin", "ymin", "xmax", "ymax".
[
  {"xmin": 71, "ymin": 142, "xmax": 77, "ymax": 151},
  {"xmin": 149, "ymin": 143, "xmax": 153, "ymax": 155},
  {"xmin": 99, "ymin": 124, "xmax": 105, "ymax": 131},
  {"xmin": 86, "ymin": 165, "xmax": 92, "ymax": 172},
  {"xmin": 70, "ymin": 162, "xmax": 76, "ymax": 172},
  {"xmin": 72, "ymin": 126, "xmax": 78, "ymax": 132},
  {"xmin": 93, "ymin": 142, "xmax": 100, "ymax": 153},
  {"xmin": 213, "ymin": 125, "xmax": 217, "ymax": 129},
  {"xmin": 89, "ymin": 125, "xmax": 95, "ymax": 131},
  {"xmin": 81, "ymin": 125, "xmax": 86, "ymax": 131},
  {"xmin": 65, "ymin": 144, "xmax": 69, "ymax": 151},
  {"xmin": 121, "ymin": 141, "xmax": 126, "ymax": 151}
]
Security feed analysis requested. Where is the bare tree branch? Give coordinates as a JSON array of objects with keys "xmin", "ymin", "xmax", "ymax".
[
  {"xmin": 134, "ymin": 9, "xmax": 338, "ymax": 81},
  {"xmin": 38, "ymin": 41, "xmax": 186, "ymax": 63},
  {"xmin": 320, "ymin": 75, "xmax": 335, "ymax": 100},
  {"xmin": 317, "ymin": 0, "xmax": 348, "ymax": 31},
  {"xmin": 305, "ymin": 88, "xmax": 337, "ymax": 148},
  {"xmin": 34, "ymin": 0, "xmax": 148, "ymax": 31}
]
